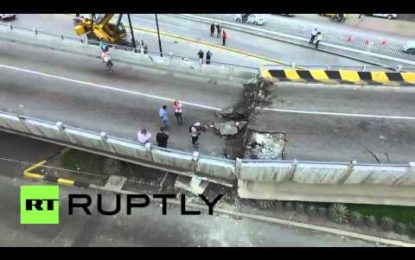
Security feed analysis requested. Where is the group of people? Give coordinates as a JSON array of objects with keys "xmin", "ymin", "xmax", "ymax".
[
  {"xmin": 309, "ymin": 28, "xmax": 323, "ymax": 49},
  {"xmin": 137, "ymin": 100, "xmax": 206, "ymax": 149},
  {"xmin": 197, "ymin": 49, "xmax": 213, "ymax": 64},
  {"xmin": 210, "ymin": 23, "xmax": 227, "ymax": 46}
]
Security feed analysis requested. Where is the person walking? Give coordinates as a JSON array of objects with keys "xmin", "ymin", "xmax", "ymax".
[
  {"xmin": 189, "ymin": 122, "xmax": 201, "ymax": 148},
  {"xmin": 206, "ymin": 50, "xmax": 212, "ymax": 65},
  {"xmin": 216, "ymin": 24, "xmax": 221, "ymax": 38},
  {"xmin": 309, "ymin": 28, "xmax": 318, "ymax": 44},
  {"xmin": 156, "ymin": 127, "xmax": 169, "ymax": 148},
  {"xmin": 159, "ymin": 105, "xmax": 168, "ymax": 129},
  {"xmin": 315, "ymin": 32, "xmax": 323, "ymax": 49},
  {"xmin": 210, "ymin": 23, "xmax": 215, "ymax": 37},
  {"xmin": 137, "ymin": 129, "xmax": 151, "ymax": 144},
  {"xmin": 172, "ymin": 100, "xmax": 183, "ymax": 124},
  {"xmin": 222, "ymin": 30, "xmax": 227, "ymax": 46},
  {"xmin": 197, "ymin": 49, "xmax": 204, "ymax": 64}
]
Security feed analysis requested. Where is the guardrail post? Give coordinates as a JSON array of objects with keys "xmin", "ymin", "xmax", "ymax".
[
  {"xmin": 9, "ymin": 24, "xmax": 13, "ymax": 30},
  {"xmin": 145, "ymin": 142, "xmax": 154, "ymax": 161},
  {"xmin": 100, "ymin": 131, "xmax": 108, "ymax": 141},
  {"xmin": 289, "ymin": 159, "xmax": 298, "ymax": 181},
  {"xmin": 100, "ymin": 131, "xmax": 116, "ymax": 153},
  {"xmin": 235, "ymin": 158, "xmax": 242, "ymax": 178},
  {"xmin": 56, "ymin": 121, "xmax": 65, "ymax": 131},
  {"xmin": 191, "ymin": 151, "xmax": 200, "ymax": 173},
  {"xmin": 393, "ymin": 162, "xmax": 415, "ymax": 186},
  {"xmin": 55, "ymin": 121, "xmax": 71, "ymax": 142},
  {"xmin": 339, "ymin": 160, "xmax": 357, "ymax": 184}
]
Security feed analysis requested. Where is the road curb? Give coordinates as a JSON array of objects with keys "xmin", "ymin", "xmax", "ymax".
[{"xmin": 23, "ymin": 159, "xmax": 91, "ymax": 188}]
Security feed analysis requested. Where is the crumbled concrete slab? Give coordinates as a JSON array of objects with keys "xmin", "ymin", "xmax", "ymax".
[
  {"xmin": 236, "ymin": 121, "xmax": 248, "ymax": 131},
  {"xmin": 214, "ymin": 121, "xmax": 239, "ymax": 136},
  {"xmin": 104, "ymin": 175, "xmax": 127, "ymax": 191},
  {"xmin": 174, "ymin": 175, "xmax": 209, "ymax": 195}
]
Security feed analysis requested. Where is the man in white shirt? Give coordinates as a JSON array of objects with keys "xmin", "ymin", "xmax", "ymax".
[
  {"xmin": 309, "ymin": 28, "xmax": 318, "ymax": 44},
  {"xmin": 137, "ymin": 129, "xmax": 151, "ymax": 144}
]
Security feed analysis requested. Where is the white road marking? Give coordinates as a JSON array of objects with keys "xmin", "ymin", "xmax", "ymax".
[
  {"xmin": 3, "ymin": 63, "xmax": 413, "ymax": 121},
  {"xmin": 259, "ymin": 107, "xmax": 415, "ymax": 121},
  {"xmin": 0, "ymin": 64, "xmax": 221, "ymax": 111}
]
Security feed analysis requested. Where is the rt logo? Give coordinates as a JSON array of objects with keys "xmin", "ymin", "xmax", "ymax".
[{"xmin": 20, "ymin": 185, "xmax": 60, "ymax": 224}]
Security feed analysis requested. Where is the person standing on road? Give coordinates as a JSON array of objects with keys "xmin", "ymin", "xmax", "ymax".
[
  {"xmin": 172, "ymin": 100, "xmax": 183, "ymax": 124},
  {"xmin": 137, "ymin": 129, "xmax": 151, "ymax": 144},
  {"xmin": 159, "ymin": 105, "xmax": 168, "ymax": 129},
  {"xmin": 315, "ymin": 32, "xmax": 323, "ymax": 49},
  {"xmin": 197, "ymin": 49, "xmax": 204, "ymax": 64},
  {"xmin": 156, "ymin": 127, "xmax": 169, "ymax": 148},
  {"xmin": 189, "ymin": 122, "xmax": 202, "ymax": 148},
  {"xmin": 309, "ymin": 28, "xmax": 318, "ymax": 44},
  {"xmin": 206, "ymin": 50, "xmax": 212, "ymax": 65},
  {"xmin": 216, "ymin": 24, "xmax": 221, "ymax": 38},
  {"xmin": 222, "ymin": 30, "xmax": 227, "ymax": 46},
  {"xmin": 210, "ymin": 23, "xmax": 215, "ymax": 37}
]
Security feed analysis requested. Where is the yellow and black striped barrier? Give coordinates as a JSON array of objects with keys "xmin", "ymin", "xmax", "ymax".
[
  {"xmin": 261, "ymin": 67, "xmax": 415, "ymax": 86},
  {"xmin": 23, "ymin": 160, "xmax": 90, "ymax": 188}
]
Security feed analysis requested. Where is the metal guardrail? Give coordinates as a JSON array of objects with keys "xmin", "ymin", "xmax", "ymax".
[{"xmin": 193, "ymin": 14, "xmax": 415, "ymax": 64}]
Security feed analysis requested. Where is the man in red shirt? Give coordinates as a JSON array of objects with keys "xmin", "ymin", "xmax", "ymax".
[{"xmin": 222, "ymin": 30, "xmax": 227, "ymax": 46}]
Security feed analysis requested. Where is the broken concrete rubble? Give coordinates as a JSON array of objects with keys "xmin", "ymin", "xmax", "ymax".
[{"xmin": 246, "ymin": 132, "xmax": 286, "ymax": 160}]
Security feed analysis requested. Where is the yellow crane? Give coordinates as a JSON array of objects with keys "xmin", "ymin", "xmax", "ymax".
[{"xmin": 74, "ymin": 14, "xmax": 136, "ymax": 47}]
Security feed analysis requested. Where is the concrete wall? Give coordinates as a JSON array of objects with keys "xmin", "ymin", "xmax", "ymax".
[{"xmin": 292, "ymin": 163, "xmax": 350, "ymax": 184}]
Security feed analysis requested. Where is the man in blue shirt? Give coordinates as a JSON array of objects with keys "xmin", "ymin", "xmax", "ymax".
[{"xmin": 159, "ymin": 105, "xmax": 168, "ymax": 129}]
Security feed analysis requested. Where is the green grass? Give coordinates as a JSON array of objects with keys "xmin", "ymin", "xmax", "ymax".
[{"xmin": 348, "ymin": 204, "xmax": 415, "ymax": 225}]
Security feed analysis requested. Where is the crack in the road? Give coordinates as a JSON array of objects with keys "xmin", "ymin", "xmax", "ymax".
[{"xmin": 217, "ymin": 79, "xmax": 274, "ymax": 159}]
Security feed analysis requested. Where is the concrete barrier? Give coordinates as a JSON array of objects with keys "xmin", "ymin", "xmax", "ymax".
[
  {"xmin": 292, "ymin": 162, "xmax": 350, "ymax": 184},
  {"xmin": 348, "ymin": 165, "xmax": 409, "ymax": 185},
  {"xmin": 151, "ymin": 148, "xmax": 195, "ymax": 171},
  {"xmin": 107, "ymin": 138, "xmax": 150, "ymax": 161},
  {"xmin": 238, "ymin": 160, "xmax": 295, "ymax": 182},
  {"xmin": 196, "ymin": 156, "xmax": 235, "ymax": 180},
  {"xmin": 2, "ymin": 110, "xmax": 415, "ymax": 205}
]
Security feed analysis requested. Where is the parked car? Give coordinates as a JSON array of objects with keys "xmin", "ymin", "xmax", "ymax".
[
  {"xmin": 366, "ymin": 14, "xmax": 398, "ymax": 19},
  {"xmin": 0, "ymin": 14, "xmax": 16, "ymax": 21},
  {"xmin": 403, "ymin": 41, "xmax": 415, "ymax": 55},
  {"xmin": 234, "ymin": 14, "xmax": 265, "ymax": 26},
  {"xmin": 278, "ymin": 14, "xmax": 294, "ymax": 17}
]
